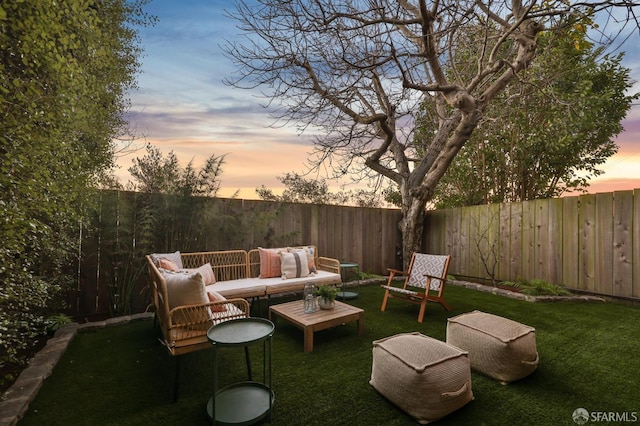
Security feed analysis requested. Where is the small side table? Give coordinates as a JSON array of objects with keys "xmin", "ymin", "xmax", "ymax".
[
  {"xmin": 338, "ymin": 262, "xmax": 360, "ymax": 300},
  {"xmin": 207, "ymin": 318, "xmax": 275, "ymax": 425}
]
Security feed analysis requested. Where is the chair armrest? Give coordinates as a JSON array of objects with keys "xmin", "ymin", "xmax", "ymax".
[
  {"xmin": 386, "ymin": 268, "xmax": 407, "ymax": 286},
  {"xmin": 168, "ymin": 298, "xmax": 250, "ymax": 329},
  {"xmin": 423, "ymin": 273, "xmax": 446, "ymax": 280},
  {"xmin": 317, "ymin": 256, "xmax": 340, "ymax": 274}
]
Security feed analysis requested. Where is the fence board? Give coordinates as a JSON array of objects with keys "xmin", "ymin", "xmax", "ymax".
[
  {"xmin": 548, "ymin": 198, "xmax": 563, "ymax": 284},
  {"xmin": 613, "ymin": 191, "xmax": 634, "ymax": 298},
  {"xmin": 595, "ymin": 193, "xmax": 614, "ymax": 295},
  {"xmin": 534, "ymin": 199, "xmax": 549, "ymax": 281},
  {"xmin": 579, "ymin": 194, "xmax": 596, "ymax": 292},
  {"xmin": 509, "ymin": 202, "xmax": 523, "ymax": 280},
  {"xmin": 561, "ymin": 196, "xmax": 579, "ymax": 288},
  {"xmin": 521, "ymin": 200, "xmax": 536, "ymax": 280},
  {"xmin": 498, "ymin": 203, "xmax": 511, "ymax": 279},
  {"xmin": 634, "ymin": 190, "xmax": 640, "ymax": 298}
]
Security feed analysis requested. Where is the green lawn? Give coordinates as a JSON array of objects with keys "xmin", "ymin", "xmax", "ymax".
[{"xmin": 19, "ymin": 284, "xmax": 640, "ymax": 425}]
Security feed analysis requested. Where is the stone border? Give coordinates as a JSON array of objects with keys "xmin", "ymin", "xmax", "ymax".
[
  {"xmin": 448, "ymin": 279, "xmax": 607, "ymax": 303},
  {"xmin": 0, "ymin": 313, "xmax": 153, "ymax": 426},
  {"xmin": 345, "ymin": 277, "xmax": 607, "ymax": 303}
]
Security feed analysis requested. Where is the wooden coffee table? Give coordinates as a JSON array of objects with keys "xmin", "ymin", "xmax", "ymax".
[{"xmin": 269, "ymin": 300, "xmax": 364, "ymax": 352}]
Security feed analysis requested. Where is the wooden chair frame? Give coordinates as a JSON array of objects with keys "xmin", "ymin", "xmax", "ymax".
[{"xmin": 380, "ymin": 253, "xmax": 452, "ymax": 323}]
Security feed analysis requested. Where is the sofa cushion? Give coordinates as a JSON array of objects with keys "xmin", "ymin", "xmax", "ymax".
[
  {"xmin": 289, "ymin": 246, "xmax": 316, "ymax": 273},
  {"xmin": 280, "ymin": 250, "xmax": 310, "ymax": 279},
  {"xmin": 181, "ymin": 263, "xmax": 216, "ymax": 285},
  {"xmin": 158, "ymin": 257, "xmax": 180, "ymax": 271},
  {"xmin": 152, "ymin": 251, "xmax": 183, "ymax": 269},
  {"xmin": 264, "ymin": 270, "xmax": 341, "ymax": 295},
  {"xmin": 207, "ymin": 290, "xmax": 227, "ymax": 312},
  {"xmin": 211, "ymin": 278, "xmax": 267, "ymax": 299},
  {"xmin": 259, "ymin": 247, "xmax": 286, "ymax": 278},
  {"xmin": 162, "ymin": 271, "xmax": 209, "ymax": 310}
]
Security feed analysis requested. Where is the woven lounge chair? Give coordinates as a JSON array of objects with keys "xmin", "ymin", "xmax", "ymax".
[{"xmin": 380, "ymin": 252, "xmax": 452, "ymax": 322}]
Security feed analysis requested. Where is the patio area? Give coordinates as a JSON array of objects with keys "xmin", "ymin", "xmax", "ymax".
[{"xmin": 9, "ymin": 283, "xmax": 640, "ymax": 425}]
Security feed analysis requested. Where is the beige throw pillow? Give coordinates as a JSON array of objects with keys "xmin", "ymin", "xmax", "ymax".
[
  {"xmin": 288, "ymin": 247, "xmax": 317, "ymax": 274},
  {"xmin": 163, "ymin": 271, "xmax": 209, "ymax": 310},
  {"xmin": 280, "ymin": 250, "xmax": 310, "ymax": 279}
]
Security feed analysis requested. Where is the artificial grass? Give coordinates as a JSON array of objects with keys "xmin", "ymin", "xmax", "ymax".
[{"xmin": 19, "ymin": 284, "xmax": 640, "ymax": 426}]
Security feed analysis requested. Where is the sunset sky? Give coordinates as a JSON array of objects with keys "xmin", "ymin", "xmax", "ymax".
[{"xmin": 118, "ymin": 0, "xmax": 640, "ymax": 200}]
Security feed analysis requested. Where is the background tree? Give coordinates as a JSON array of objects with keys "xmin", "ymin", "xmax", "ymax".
[
  {"xmin": 0, "ymin": 0, "xmax": 154, "ymax": 368},
  {"xmin": 128, "ymin": 144, "xmax": 227, "ymax": 197},
  {"xmin": 224, "ymin": 0, "xmax": 639, "ymax": 266},
  {"xmin": 426, "ymin": 26, "xmax": 638, "ymax": 208},
  {"xmin": 256, "ymin": 173, "xmax": 383, "ymax": 207}
]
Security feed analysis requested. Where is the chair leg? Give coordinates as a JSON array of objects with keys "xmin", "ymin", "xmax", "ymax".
[
  {"xmin": 417, "ymin": 300, "xmax": 427, "ymax": 323},
  {"xmin": 380, "ymin": 290, "xmax": 390, "ymax": 312},
  {"xmin": 440, "ymin": 299, "xmax": 452, "ymax": 311},
  {"xmin": 428, "ymin": 295, "xmax": 452, "ymax": 311},
  {"xmin": 173, "ymin": 355, "xmax": 181, "ymax": 403}
]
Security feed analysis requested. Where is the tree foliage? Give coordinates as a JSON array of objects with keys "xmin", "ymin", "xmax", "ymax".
[
  {"xmin": 0, "ymin": 0, "xmax": 154, "ymax": 366},
  {"xmin": 427, "ymin": 27, "xmax": 638, "ymax": 208},
  {"xmin": 224, "ymin": 0, "xmax": 640, "ymax": 265},
  {"xmin": 256, "ymin": 173, "xmax": 383, "ymax": 207},
  {"xmin": 127, "ymin": 144, "xmax": 227, "ymax": 197}
]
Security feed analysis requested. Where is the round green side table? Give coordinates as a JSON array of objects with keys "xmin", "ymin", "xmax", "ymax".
[{"xmin": 207, "ymin": 317, "xmax": 275, "ymax": 425}]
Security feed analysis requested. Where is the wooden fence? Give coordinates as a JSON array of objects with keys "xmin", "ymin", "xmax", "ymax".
[
  {"xmin": 423, "ymin": 190, "xmax": 640, "ymax": 300},
  {"xmin": 75, "ymin": 189, "xmax": 639, "ymax": 317},
  {"xmin": 75, "ymin": 191, "xmax": 403, "ymax": 317}
]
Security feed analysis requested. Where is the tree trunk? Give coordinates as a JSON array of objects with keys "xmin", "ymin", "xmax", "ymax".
[{"xmin": 398, "ymin": 196, "xmax": 427, "ymax": 270}]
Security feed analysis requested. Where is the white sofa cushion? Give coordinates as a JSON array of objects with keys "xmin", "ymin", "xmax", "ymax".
[
  {"xmin": 264, "ymin": 270, "xmax": 341, "ymax": 295},
  {"xmin": 210, "ymin": 278, "xmax": 267, "ymax": 298}
]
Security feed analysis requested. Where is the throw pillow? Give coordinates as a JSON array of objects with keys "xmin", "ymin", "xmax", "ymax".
[
  {"xmin": 280, "ymin": 250, "xmax": 310, "ymax": 279},
  {"xmin": 158, "ymin": 257, "xmax": 179, "ymax": 271},
  {"xmin": 207, "ymin": 290, "xmax": 228, "ymax": 312},
  {"xmin": 289, "ymin": 246, "xmax": 317, "ymax": 274},
  {"xmin": 162, "ymin": 271, "xmax": 209, "ymax": 311},
  {"xmin": 180, "ymin": 263, "xmax": 216, "ymax": 285},
  {"xmin": 259, "ymin": 247, "xmax": 285, "ymax": 278},
  {"xmin": 151, "ymin": 251, "xmax": 183, "ymax": 269}
]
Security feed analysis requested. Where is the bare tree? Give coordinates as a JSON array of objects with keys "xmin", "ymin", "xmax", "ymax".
[{"xmin": 223, "ymin": 0, "xmax": 640, "ymax": 267}]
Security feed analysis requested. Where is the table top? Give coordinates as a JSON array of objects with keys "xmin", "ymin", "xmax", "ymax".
[
  {"xmin": 340, "ymin": 262, "xmax": 359, "ymax": 268},
  {"xmin": 269, "ymin": 300, "xmax": 363, "ymax": 327},
  {"xmin": 207, "ymin": 317, "xmax": 274, "ymax": 346}
]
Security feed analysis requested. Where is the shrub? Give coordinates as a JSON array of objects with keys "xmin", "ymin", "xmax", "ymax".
[{"xmin": 501, "ymin": 278, "xmax": 572, "ymax": 296}]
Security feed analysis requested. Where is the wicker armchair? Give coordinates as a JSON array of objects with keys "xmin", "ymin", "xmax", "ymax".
[{"xmin": 146, "ymin": 255, "xmax": 250, "ymax": 402}]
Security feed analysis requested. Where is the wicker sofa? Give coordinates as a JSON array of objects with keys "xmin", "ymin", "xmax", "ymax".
[
  {"xmin": 146, "ymin": 246, "xmax": 341, "ymax": 350},
  {"xmin": 146, "ymin": 245, "xmax": 341, "ymax": 400}
]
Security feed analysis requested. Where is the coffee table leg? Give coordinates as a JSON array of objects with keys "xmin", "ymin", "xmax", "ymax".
[
  {"xmin": 304, "ymin": 327, "xmax": 313, "ymax": 352},
  {"xmin": 357, "ymin": 314, "xmax": 365, "ymax": 335}
]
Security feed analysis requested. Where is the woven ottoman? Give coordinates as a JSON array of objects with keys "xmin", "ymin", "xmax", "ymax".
[
  {"xmin": 370, "ymin": 332, "xmax": 473, "ymax": 424},
  {"xmin": 446, "ymin": 310, "xmax": 539, "ymax": 384}
]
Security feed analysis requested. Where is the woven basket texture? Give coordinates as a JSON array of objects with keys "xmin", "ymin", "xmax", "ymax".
[
  {"xmin": 370, "ymin": 332, "xmax": 473, "ymax": 424},
  {"xmin": 446, "ymin": 310, "xmax": 539, "ymax": 383}
]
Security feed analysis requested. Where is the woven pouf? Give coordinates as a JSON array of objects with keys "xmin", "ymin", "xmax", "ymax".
[
  {"xmin": 370, "ymin": 332, "xmax": 473, "ymax": 424},
  {"xmin": 446, "ymin": 310, "xmax": 539, "ymax": 384}
]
